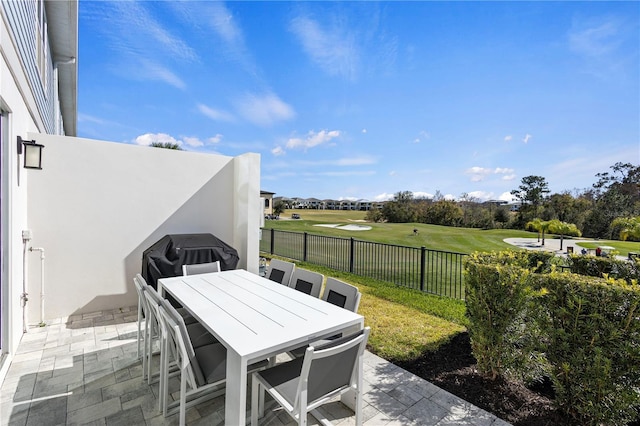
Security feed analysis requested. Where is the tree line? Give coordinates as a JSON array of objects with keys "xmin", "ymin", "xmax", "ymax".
[{"xmin": 365, "ymin": 162, "xmax": 640, "ymax": 241}]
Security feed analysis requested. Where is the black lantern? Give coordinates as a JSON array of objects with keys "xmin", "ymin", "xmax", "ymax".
[{"xmin": 17, "ymin": 136, "xmax": 44, "ymax": 169}]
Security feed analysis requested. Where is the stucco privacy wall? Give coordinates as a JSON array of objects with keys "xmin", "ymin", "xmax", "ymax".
[{"xmin": 25, "ymin": 134, "xmax": 260, "ymax": 321}]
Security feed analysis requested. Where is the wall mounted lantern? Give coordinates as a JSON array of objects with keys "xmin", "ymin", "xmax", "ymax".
[{"xmin": 17, "ymin": 136, "xmax": 44, "ymax": 169}]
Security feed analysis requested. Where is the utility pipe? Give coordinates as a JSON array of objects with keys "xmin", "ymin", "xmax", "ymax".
[
  {"xmin": 21, "ymin": 238, "xmax": 28, "ymax": 333},
  {"xmin": 30, "ymin": 247, "xmax": 45, "ymax": 326}
]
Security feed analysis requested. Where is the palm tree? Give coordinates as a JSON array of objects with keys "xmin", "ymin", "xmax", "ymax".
[
  {"xmin": 526, "ymin": 218, "xmax": 544, "ymax": 243},
  {"xmin": 526, "ymin": 218, "xmax": 551, "ymax": 245},
  {"xmin": 547, "ymin": 219, "xmax": 582, "ymax": 250}
]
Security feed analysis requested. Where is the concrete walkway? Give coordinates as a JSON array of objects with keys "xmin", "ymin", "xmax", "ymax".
[
  {"xmin": 1, "ymin": 307, "xmax": 512, "ymax": 426},
  {"xmin": 504, "ymin": 237, "xmax": 627, "ymax": 260}
]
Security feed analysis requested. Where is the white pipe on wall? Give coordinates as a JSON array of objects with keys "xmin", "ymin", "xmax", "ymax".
[{"xmin": 29, "ymin": 247, "xmax": 45, "ymax": 325}]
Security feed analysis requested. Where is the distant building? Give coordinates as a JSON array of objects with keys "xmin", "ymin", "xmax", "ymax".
[{"xmin": 261, "ymin": 190, "xmax": 275, "ymax": 216}]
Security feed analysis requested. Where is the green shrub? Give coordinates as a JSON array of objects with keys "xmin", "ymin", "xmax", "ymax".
[
  {"xmin": 568, "ymin": 254, "xmax": 640, "ymax": 284},
  {"xmin": 464, "ymin": 255, "xmax": 535, "ymax": 379},
  {"xmin": 467, "ymin": 250, "xmax": 554, "ymax": 272},
  {"xmin": 533, "ymin": 273, "xmax": 640, "ymax": 425}
]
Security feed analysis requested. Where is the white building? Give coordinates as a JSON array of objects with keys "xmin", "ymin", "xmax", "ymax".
[{"xmin": 0, "ymin": 0, "xmax": 260, "ymax": 381}]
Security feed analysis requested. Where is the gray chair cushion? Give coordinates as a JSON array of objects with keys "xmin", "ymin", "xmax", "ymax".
[
  {"xmin": 257, "ymin": 357, "xmax": 305, "ymax": 406},
  {"xmin": 176, "ymin": 307, "xmax": 197, "ymax": 325},
  {"xmin": 195, "ymin": 344, "xmax": 269, "ymax": 387},
  {"xmin": 186, "ymin": 322, "xmax": 218, "ymax": 348}
]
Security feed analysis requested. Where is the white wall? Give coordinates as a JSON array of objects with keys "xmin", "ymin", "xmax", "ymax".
[
  {"xmin": 1, "ymin": 16, "xmax": 45, "ymax": 357},
  {"xmin": 26, "ymin": 134, "xmax": 260, "ymax": 321}
]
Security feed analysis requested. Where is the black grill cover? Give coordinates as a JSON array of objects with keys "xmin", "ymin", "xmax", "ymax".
[{"xmin": 142, "ymin": 233, "xmax": 239, "ymax": 289}]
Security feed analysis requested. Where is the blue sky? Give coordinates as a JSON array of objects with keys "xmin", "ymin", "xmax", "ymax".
[{"xmin": 78, "ymin": 1, "xmax": 639, "ymax": 202}]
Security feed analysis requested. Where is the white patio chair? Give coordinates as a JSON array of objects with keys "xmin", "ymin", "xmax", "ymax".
[
  {"xmin": 158, "ymin": 299, "xmax": 218, "ymax": 414},
  {"xmin": 251, "ymin": 327, "xmax": 371, "ymax": 426},
  {"xmin": 158, "ymin": 304, "xmax": 269, "ymax": 425},
  {"xmin": 289, "ymin": 277, "xmax": 362, "ymax": 358},
  {"xmin": 145, "ymin": 287, "xmax": 219, "ymax": 412},
  {"xmin": 137, "ymin": 273, "xmax": 196, "ymax": 325},
  {"xmin": 288, "ymin": 268, "xmax": 324, "ymax": 298},
  {"xmin": 182, "ymin": 261, "xmax": 221, "ymax": 276},
  {"xmin": 321, "ymin": 277, "xmax": 361, "ymax": 313},
  {"xmin": 266, "ymin": 259, "xmax": 296, "ymax": 286},
  {"xmin": 133, "ymin": 274, "xmax": 147, "ymax": 360}
]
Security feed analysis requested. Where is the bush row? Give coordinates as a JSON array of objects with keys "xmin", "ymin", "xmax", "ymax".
[
  {"xmin": 464, "ymin": 251, "xmax": 640, "ymax": 425},
  {"xmin": 568, "ymin": 253, "xmax": 640, "ymax": 284}
]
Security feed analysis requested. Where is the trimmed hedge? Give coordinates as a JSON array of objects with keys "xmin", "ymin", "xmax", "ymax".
[
  {"xmin": 533, "ymin": 272, "xmax": 640, "ymax": 425},
  {"xmin": 568, "ymin": 253, "xmax": 640, "ymax": 284},
  {"xmin": 465, "ymin": 251, "xmax": 640, "ymax": 425}
]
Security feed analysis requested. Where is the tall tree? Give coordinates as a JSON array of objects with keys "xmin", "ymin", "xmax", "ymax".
[
  {"xmin": 512, "ymin": 176, "xmax": 550, "ymax": 227},
  {"xmin": 511, "ymin": 175, "xmax": 550, "ymax": 208}
]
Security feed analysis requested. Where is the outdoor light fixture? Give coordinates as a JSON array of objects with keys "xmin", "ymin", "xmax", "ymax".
[{"xmin": 17, "ymin": 136, "xmax": 44, "ymax": 169}]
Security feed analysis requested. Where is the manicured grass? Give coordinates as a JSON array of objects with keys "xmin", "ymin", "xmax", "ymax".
[
  {"xmin": 575, "ymin": 239, "xmax": 640, "ymax": 257},
  {"xmin": 271, "ymin": 259, "xmax": 467, "ymax": 362},
  {"xmin": 266, "ymin": 209, "xmax": 537, "ymax": 254}
]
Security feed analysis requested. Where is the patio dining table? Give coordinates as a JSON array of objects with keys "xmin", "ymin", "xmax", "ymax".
[{"xmin": 158, "ymin": 268, "xmax": 364, "ymax": 425}]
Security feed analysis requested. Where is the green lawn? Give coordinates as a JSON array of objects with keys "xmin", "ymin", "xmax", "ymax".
[
  {"xmin": 266, "ymin": 209, "xmax": 537, "ymax": 253},
  {"xmin": 264, "ymin": 209, "xmax": 638, "ymax": 363}
]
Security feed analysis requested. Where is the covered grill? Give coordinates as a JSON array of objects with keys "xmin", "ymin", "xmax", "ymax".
[{"xmin": 142, "ymin": 233, "xmax": 239, "ymax": 289}]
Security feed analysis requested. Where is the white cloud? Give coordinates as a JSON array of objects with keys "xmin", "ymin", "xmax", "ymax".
[
  {"xmin": 139, "ymin": 60, "xmax": 186, "ymax": 89},
  {"xmin": 389, "ymin": 171, "xmax": 397, "ymax": 176},
  {"xmin": 362, "ymin": 129, "xmax": 367, "ymax": 134},
  {"xmin": 467, "ymin": 191, "xmax": 493, "ymax": 201},
  {"xmin": 289, "ymin": 15, "xmax": 358, "ymax": 80},
  {"xmin": 569, "ymin": 17, "xmax": 621, "ymax": 58},
  {"xmin": 465, "ymin": 167, "xmax": 493, "ymax": 182},
  {"xmin": 494, "ymin": 167, "xmax": 515, "ymax": 174},
  {"xmin": 286, "ymin": 130, "xmax": 341, "ymax": 150},
  {"xmin": 466, "ymin": 166, "xmax": 516, "ymax": 182},
  {"xmin": 498, "ymin": 192, "xmax": 516, "ymax": 202},
  {"xmin": 134, "ymin": 133, "xmax": 181, "ymax": 147},
  {"xmin": 208, "ymin": 134, "xmax": 223, "ymax": 144},
  {"xmin": 235, "ymin": 93, "xmax": 295, "ymax": 126},
  {"xmin": 271, "ymin": 146, "xmax": 285, "ymax": 156},
  {"xmin": 374, "ymin": 193, "xmax": 394, "ymax": 201},
  {"xmin": 502, "ymin": 174, "xmax": 516, "ymax": 181},
  {"xmin": 504, "ymin": 135, "xmax": 513, "ymax": 142},
  {"xmin": 198, "ymin": 104, "xmax": 235, "ymax": 122},
  {"xmin": 335, "ymin": 156, "xmax": 375, "ymax": 166},
  {"xmin": 523, "ymin": 134, "xmax": 533, "ymax": 144},
  {"xmin": 413, "ymin": 191, "xmax": 433, "ymax": 199},
  {"xmin": 182, "ymin": 137, "xmax": 204, "ymax": 148}
]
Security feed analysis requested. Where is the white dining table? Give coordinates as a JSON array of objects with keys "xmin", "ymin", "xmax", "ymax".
[{"xmin": 158, "ymin": 268, "xmax": 364, "ymax": 425}]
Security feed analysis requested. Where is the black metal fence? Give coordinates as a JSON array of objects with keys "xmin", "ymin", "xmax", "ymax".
[{"xmin": 260, "ymin": 229, "xmax": 467, "ymax": 300}]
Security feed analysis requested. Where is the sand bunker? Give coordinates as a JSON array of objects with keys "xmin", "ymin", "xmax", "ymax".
[{"xmin": 314, "ymin": 224, "xmax": 372, "ymax": 231}]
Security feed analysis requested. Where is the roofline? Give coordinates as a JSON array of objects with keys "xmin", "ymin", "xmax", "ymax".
[{"xmin": 46, "ymin": 0, "xmax": 78, "ymax": 136}]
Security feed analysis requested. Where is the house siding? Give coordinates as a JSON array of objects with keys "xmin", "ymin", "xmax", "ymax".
[{"xmin": 2, "ymin": 0, "xmax": 55, "ymax": 134}]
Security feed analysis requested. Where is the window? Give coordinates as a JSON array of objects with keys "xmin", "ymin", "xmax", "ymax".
[
  {"xmin": 264, "ymin": 198, "xmax": 270, "ymax": 208},
  {"xmin": 36, "ymin": 0, "xmax": 48, "ymax": 91}
]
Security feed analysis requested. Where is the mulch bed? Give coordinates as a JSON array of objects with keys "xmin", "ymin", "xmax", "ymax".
[{"xmin": 395, "ymin": 332, "xmax": 639, "ymax": 426}]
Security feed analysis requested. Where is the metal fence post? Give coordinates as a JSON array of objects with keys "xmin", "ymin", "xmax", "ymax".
[
  {"xmin": 420, "ymin": 246, "xmax": 426, "ymax": 292},
  {"xmin": 349, "ymin": 237, "xmax": 355, "ymax": 273},
  {"xmin": 270, "ymin": 228, "xmax": 275, "ymax": 254},
  {"xmin": 303, "ymin": 232, "xmax": 308, "ymax": 262}
]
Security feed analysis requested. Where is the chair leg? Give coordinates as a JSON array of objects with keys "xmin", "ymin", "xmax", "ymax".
[
  {"xmin": 137, "ymin": 303, "xmax": 142, "ymax": 359},
  {"xmin": 355, "ymin": 357, "xmax": 363, "ymax": 426},
  {"xmin": 179, "ymin": 369, "xmax": 187, "ymax": 426},
  {"xmin": 251, "ymin": 375, "xmax": 259, "ymax": 426},
  {"xmin": 158, "ymin": 335, "xmax": 166, "ymax": 413},
  {"xmin": 142, "ymin": 316, "xmax": 149, "ymax": 380}
]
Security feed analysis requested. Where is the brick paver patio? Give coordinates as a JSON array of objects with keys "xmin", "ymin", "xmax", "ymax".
[{"xmin": 0, "ymin": 307, "xmax": 511, "ymax": 426}]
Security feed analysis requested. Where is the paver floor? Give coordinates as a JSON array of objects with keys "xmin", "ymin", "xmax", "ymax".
[{"xmin": 0, "ymin": 307, "xmax": 511, "ymax": 425}]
